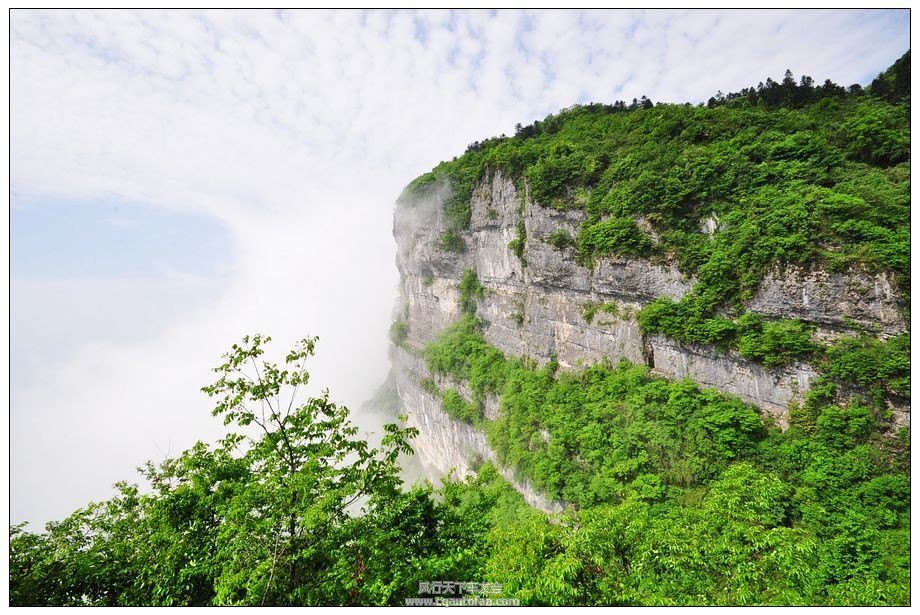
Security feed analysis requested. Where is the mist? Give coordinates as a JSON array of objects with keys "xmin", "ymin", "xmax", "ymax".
[
  {"xmin": 9, "ymin": 8, "xmax": 909, "ymax": 528},
  {"xmin": 11, "ymin": 182, "xmax": 402, "ymax": 526}
]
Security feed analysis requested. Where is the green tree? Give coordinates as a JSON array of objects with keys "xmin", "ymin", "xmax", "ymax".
[
  {"xmin": 197, "ymin": 334, "xmax": 419, "ymax": 604},
  {"xmin": 9, "ymin": 334, "xmax": 420, "ymax": 606}
]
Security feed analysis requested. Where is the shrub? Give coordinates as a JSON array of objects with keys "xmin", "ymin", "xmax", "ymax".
[
  {"xmin": 638, "ymin": 298, "xmax": 738, "ymax": 347},
  {"xmin": 547, "ymin": 229, "xmax": 577, "ymax": 251},
  {"xmin": 441, "ymin": 389, "xmax": 482, "ymax": 425},
  {"xmin": 824, "ymin": 333, "xmax": 910, "ymax": 399},
  {"xmin": 578, "ymin": 216, "xmax": 655, "ymax": 263},
  {"xmin": 507, "ymin": 220, "xmax": 527, "ymax": 263},
  {"xmin": 439, "ymin": 229, "xmax": 466, "ymax": 253},
  {"xmin": 458, "ymin": 270, "xmax": 485, "ymax": 315},
  {"xmin": 389, "ymin": 320, "xmax": 409, "ymax": 346},
  {"xmin": 736, "ymin": 313, "xmax": 818, "ymax": 366}
]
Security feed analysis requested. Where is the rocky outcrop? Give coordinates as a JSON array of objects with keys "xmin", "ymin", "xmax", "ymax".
[
  {"xmin": 391, "ymin": 346, "xmax": 563, "ymax": 513},
  {"xmin": 647, "ymin": 333, "xmax": 818, "ymax": 420},
  {"xmin": 749, "ymin": 265, "xmax": 905, "ymax": 337},
  {"xmin": 392, "ymin": 170, "xmax": 909, "ymax": 486}
]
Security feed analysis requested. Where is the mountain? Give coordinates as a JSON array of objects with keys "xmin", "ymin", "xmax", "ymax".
[{"xmin": 387, "ymin": 54, "xmax": 911, "ymax": 594}]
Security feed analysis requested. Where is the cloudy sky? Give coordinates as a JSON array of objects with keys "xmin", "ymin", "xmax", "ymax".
[{"xmin": 9, "ymin": 8, "xmax": 909, "ymax": 527}]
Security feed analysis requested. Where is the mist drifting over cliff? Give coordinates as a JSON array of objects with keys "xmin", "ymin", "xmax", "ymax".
[{"xmin": 10, "ymin": 9, "xmax": 909, "ymax": 528}]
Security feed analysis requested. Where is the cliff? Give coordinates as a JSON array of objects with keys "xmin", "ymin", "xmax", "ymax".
[
  {"xmin": 391, "ymin": 171, "xmax": 908, "ymax": 496},
  {"xmin": 388, "ymin": 89, "xmax": 909, "ymax": 504}
]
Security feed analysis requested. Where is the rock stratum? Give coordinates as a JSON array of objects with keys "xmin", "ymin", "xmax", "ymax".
[{"xmin": 390, "ymin": 170, "xmax": 908, "ymax": 504}]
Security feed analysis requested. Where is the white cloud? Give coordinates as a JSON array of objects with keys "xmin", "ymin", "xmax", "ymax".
[{"xmin": 9, "ymin": 8, "xmax": 909, "ymax": 527}]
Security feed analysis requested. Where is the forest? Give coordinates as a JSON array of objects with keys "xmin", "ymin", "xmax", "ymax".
[{"xmin": 9, "ymin": 53, "xmax": 910, "ymax": 606}]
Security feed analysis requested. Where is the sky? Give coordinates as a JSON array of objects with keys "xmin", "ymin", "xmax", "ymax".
[{"xmin": 9, "ymin": 8, "xmax": 910, "ymax": 528}]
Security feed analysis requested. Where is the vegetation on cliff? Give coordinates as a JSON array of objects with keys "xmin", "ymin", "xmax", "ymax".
[
  {"xmin": 420, "ymin": 315, "xmax": 910, "ymax": 605},
  {"xmin": 401, "ymin": 51, "xmax": 910, "ymax": 370}
]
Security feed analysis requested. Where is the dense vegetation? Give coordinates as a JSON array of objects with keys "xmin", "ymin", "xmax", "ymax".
[
  {"xmin": 421, "ymin": 315, "xmax": 910, "ymax": 605},
  {"xmin": 8, "ymin": 336, "xmax": 533, "ymax": 606},
  {"xmin": 400, "ymin": 51, "xmax": 910, "ymax": 370},
  {"xmin": 10, "ymin": 330, "xmax": 910, "ymax": 606}
]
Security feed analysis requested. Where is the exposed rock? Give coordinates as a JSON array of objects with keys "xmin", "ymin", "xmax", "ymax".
[
  {"xmin": 700, "ymin": 214, "xmax": 720, "ymax": 237},
  {"xmin": 646, "ymin": 333, "xmax": 818, "ymax": 427},
  {"xmin": 392, "ymin": 171, "xmax": 909, "ymax": 500},
  {"xmin": 748, "ymin": 264, "xmax": 906, "ymax": 337},
  {"xmin": 391, "ymin": 347, "xmax": 564, "ymax": 514}
]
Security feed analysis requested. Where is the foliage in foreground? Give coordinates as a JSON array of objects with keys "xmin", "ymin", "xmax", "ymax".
[
  {"xmin": 8, "ymin": 336, "xmax": 489, "ymax": 606},
  {"xmin": 8, "ymin": 332, "xmax": 910, "ymax": 606}
]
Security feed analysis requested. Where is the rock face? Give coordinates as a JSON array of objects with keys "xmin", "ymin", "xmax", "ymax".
[
  {"xmin": 392, "ymin": 171, "xmax": 909, "ymax": 492},
  {"xmin": 749, "ymin": 265, "xmax": 905, "ymax": 337},
  {"xmin": 391, "ymin": 346, "xmax": 563, "ymax": 513}
]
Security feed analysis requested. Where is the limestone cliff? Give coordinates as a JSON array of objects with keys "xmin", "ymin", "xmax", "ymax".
[{"xmin": 390, "ymin": 170, "xmax": 908, "ymax": 495}]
